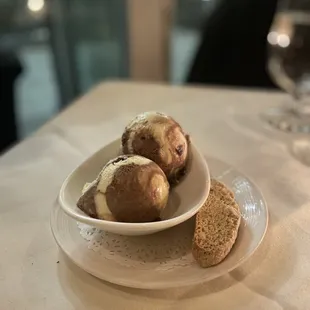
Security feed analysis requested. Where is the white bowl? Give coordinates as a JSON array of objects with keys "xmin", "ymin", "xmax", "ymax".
[
  {"xmin": 58, "ymin": 138, "xmax": 210, "ymax": 236},
  {"xmin": 52, "ymin": 157, "xmax": 268, "ymax": 289}
]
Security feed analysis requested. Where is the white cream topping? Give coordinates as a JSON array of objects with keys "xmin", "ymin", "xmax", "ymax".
[
  {"xmin": 94, "ymin": 192, "xmax": 113, "ymax": 219},
  {"xmin": 126, "ymin": 112, "xmax": 168, "ymax": 130},
  {"xmin": 82, "ymin": 180, "xmax": 113, "ymax": 219},
  {"xmin": 82, "ymin": 181, "xmax": 96, "ymax": 194},
  {"xmin": 95, "ymin": 155, "xmax": 152, "ymax": 218}
]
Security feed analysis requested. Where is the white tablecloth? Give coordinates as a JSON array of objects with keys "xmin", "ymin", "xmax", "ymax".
[{"xmin": 1, "ymin": 82, "xmax": 309, "ymax": 310}]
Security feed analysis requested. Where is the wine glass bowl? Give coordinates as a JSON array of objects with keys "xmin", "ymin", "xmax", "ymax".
[{"xmin": 263, "ymin": 5, "xmax": 310, "ymax": 132}]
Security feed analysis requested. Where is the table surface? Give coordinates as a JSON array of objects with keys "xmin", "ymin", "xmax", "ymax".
[{"xmin": 1, "ymin": 81, "xmax": 310, "ymax": 310}]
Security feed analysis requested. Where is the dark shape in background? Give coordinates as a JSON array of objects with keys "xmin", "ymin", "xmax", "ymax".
[
  {"xmin": 0, "ymin": 50, "xmax": 22, "ymax": 153},
  {"xmin": 187, "ymin": 0, "xmax": 279, "ymax": 89}
]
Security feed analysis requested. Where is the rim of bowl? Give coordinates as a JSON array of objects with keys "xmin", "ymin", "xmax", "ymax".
[{"xmin": 58, "ymin": 140, "xmax": 210, "ymax": 230}]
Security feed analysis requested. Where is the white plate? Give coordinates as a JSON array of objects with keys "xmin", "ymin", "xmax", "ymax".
[
  {"xmin": 51, "ymin": 157, "xmax": 268, "ymax": 289},
  {"xmin": 58, "ymin": 139, "xmax": 210, "ymax": 236}
]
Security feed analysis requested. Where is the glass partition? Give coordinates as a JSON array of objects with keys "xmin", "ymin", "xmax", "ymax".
[{"xmin": 0, "ymin": 0, "xmax": 129, "ymax": 140}]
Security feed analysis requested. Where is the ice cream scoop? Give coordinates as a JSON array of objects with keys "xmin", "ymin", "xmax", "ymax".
[
  {"xmin": 77, "ymin": 155, "xmax": 170, "ymax": 223},
  {"xmin": 121, "ymin": 112, "xmax": 190, "ymax": 184}
]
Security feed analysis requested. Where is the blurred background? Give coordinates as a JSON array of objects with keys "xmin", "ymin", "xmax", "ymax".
[
  {"xmin": 0, "ymin": 0, "xmax": 276, "ymax": 152},
  {"xmin": 0, "ymin": 0, "xmax": 217, "ymax": 151}
]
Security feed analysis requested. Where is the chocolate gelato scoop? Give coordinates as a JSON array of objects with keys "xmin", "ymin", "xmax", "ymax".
[
  {"xmin": 121, "ymin": 112, "xmax": 190, "ymax": 184},
  {"xmin": 77, "ymin": 155, "xmax": 170, "ymax": 223}
]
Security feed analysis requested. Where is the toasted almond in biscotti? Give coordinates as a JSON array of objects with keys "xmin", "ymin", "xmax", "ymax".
[{"xmin": 192, "ymin": 179, "xmax": 241, "ymax": 268}]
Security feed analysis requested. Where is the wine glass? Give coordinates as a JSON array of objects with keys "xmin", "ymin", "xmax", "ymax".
[{"xmin": 263, "ymin": 0, "xmax": 310, "ymax": 133}]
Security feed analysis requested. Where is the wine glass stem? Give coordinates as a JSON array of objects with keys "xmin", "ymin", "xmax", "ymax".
[
  {"xmin": 292, "ymin": 103, "xmax": 310, "ymax": 118},
  {"xmin": 290, "ymin": 90, "xmax": 310, "ymax": 117}
]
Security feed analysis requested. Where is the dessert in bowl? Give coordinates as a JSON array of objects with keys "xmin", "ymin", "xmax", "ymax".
[
  {"xmin": 58, "ymin": 112, "xmax": 210, "ymax": 236},
  {"xmin": 77, "ymin": 155, "xmax": 170, "ymax": 223},
  {"xmin": 121, "ymin": 112, "xmax": 190, "ymax": 184}
]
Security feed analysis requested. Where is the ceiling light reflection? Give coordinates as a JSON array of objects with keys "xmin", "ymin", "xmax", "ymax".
[
  {"xmin": 277, "ymin": 34, "xmax": 290, "ymax": 48},
  {"xmin": 267, "ymin": 31, "xmax": 290, "ymax": 48},
  {"xmin": 27, "ymin": 0, "xmax": 45, "ymax": 12}
]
